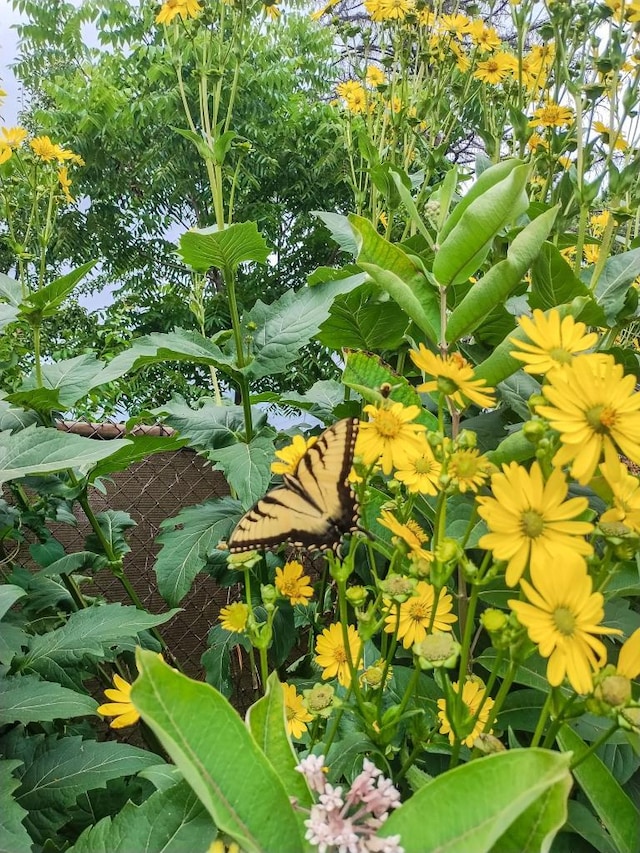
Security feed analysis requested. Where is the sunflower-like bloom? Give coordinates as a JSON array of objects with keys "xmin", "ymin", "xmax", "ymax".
[
  {"xmin": 0, "ymin": 144, "xmax": 11, "ymax": 165},
  {"xmin": 600, "ymin": 458, "xmax": 640, "ymax": 534},
  {"xmin": 219, "ymin": 602, "xmax": 249, "ymax": 633},
  {"xmin": 356, "ymin": 402, "xmax": 426, "ymax": 475},
  {"xmin": 511, "ymin": 309, "xmax": 599, "ymax": 376},
  {"xmin": 447, "ymin": 448, "xmax": 493, "ymax": 493},
  {"xmin": 384, "ymin": 581, "xmax": 457, "ymax": 649},
  {"xmin": 156, "ymin": 0, "xmax": 202, "ymax": 24},
  {"xmin": 29, "ymin": 136, "xmax": 60, "ymax": 162},
  {"xmin": 393, "ymin": 439, "xmax": 442, "ymax": 495},
  {"xmin": 473, "ymin": 54, "xmax": 513, "ymax": 84},
  {"xmin": 508, "ymin": 560, "xmax": 622, "ymax": 694},
  {"xmin": 536, "ymin": 354, "xmax": 640, "ymax": 485},
  {"xmin": 315, "ymin": 623, "xmax": 362, "ymax": 687},
  {"xmin": 528, "ymin": 101, "xmax": 574, "ymax": 128},
  {"xmin": 466, "ymin": 20, "xmax": 502, "ymax": 50},
  {"xmin": 97, "ymin": 674, "xmax": 140, "ymax": 729},
  {"xmin": 271, "ymin": 434, "xmax": 317, "ymax": 475},
  {"xmin": 477, "ymin": 462, "xmax": 594, "ymax": 587},
  {"xmin": 275, "ymin": 560, "xmax": 313, "ymax": 605},
  {"xmin": 378, "ymin": 510, "xmax": 433, "ymax": 563},
  {"xmin": 410, "ymin": 346, "xmax": 495, "ymax": 410},
  {"xmin": 58, "ymin": 167, "xmax": 74, "ymax": 204},
  {"xmin": 437, "ymin": 678, "xmax": 495, "ymax": 747},
  {"xmin": 365, "ymin": 65, "xmax": 386, "ymax": 87},
  {"xmin": 282, "ymin": 683, "xmax": 313, "ymax": 738},
  {"xmin": 1, "ymin": 126, "xmax": 27, "ymax": 149}
]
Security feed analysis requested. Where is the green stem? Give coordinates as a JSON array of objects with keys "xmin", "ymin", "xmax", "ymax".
[
  {"xmin": 530, "ymin": 690, "xmax": 553, "ymax": 748},
  {"xmin": 456, "ymin": 581, "xmax": 479, "ymax": 683},
  {"xmin": 570, "ymin": 722, "xmax": 619, "ymax": 770}
]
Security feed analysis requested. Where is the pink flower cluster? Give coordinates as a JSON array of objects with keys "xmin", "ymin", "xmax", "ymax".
[{"xmin": 295, "ymin": 754, "xmax": 403, "ymax": 853}]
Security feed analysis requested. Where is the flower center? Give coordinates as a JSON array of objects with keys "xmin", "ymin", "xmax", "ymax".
[
  {"xmin": 486, "ymin": 60, "xmax": 499, "ymax": 72},
  {"xmin": 548, "ymin": 346, "xmax": 573, "ymax": 364},
  {"xmin": 553, "ymin": 606, "xmax": 576, "ymax": 636},
  {"xmin": 437, "ymin": 376, "xmax": 460, "ymax": 396},
  {"xmin": 414, "ymin": 456, "xmax": 435, "ymax": 474},
  {"xmin": 409, "ymin": 601, "xmax": 430, "ymax": 622},
  {"xmin": 585, "ymin": 405, "xmax": 617, "ymax": 433},
  {"xmin": 521, "ymin": 509, "xmax": 544, "ymax": 538},
  {"xmin": 333, "ymin": 648, "xmax": 347, "ymax": 664},
  {"xmin": 450, "ymin": 453, "xmax": 478, "ymax": 478},
  {"xmin": 374, "ymin": 410, "xmax": 402, "ymax": 438}
]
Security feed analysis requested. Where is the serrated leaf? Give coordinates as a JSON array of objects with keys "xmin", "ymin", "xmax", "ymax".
[
  {"xmin": 0, "ymin": 674, "xmax": 97, "ymax": 724},
  {"xmin": 313, "ymin": 210, "xmax": 358, "ymax": 255},
  {"xmin": 131, "ymin": 651, "xmax": 305, "ymax": 853},
  {"xmin": 0, "ymin": 584, "xmax": 26, "ymax": 620},
  {"xmin": 209, "ymin": 435, "xmax": 274, "ymax": 508},
  {"xmin": 21, "ymin": 261, "xmax": 96, "ymax": 318},
  {"xmin": 84, "ymin": 510, "xmax": 136, "ymax": 559},
  {"xmin": 155, "ymin": 498, "xmax": 242, "ymax": 606},
  {"xmin": 0, "ymin": 400, "xmax": 39, "ymax": 432},
  {"xmin": 14, "ymin": 354, "xmax": 105, "ymax": 409},
  {"xmin": 0, "ymin": 759, "xmax": 31, "ymax": 853},
  {"xmin": 67, "ymin": 779, "xmax": 216, "ymax": 853},
  {"xmin": 280, "ymin": 379, "xmax": 348, "ymax": 421},
  {"xmin": 153, "ymin": 396, "xmax": 257, "ymax": 450},
  {"xmin": 88, "ymin": 434, "xmax": 188, "ymax": 482},
  {"xmin": 202, "ymin": 623, "xmax": 250, "ymax": 698},
  {"xmin": 36, "ymin": 551, "xmax": 107, "ymax": 577},
  {"xmin": 138, "ymin": 764, "xmax": 183, "ymax": 792},
  {"xmin": 178, "ymin": 221, "xmax": 270, "ymax": 272},
  {"xmin": 0, "ymin": 271, "xmax": 22, "ymax": 307},
  {"xmin": 317, "ymin": 283, "xmax": 409, "ymax": 351},
  {"xmin": 0, "ymin": 425, "xmax": 132, "ymax": 483}
]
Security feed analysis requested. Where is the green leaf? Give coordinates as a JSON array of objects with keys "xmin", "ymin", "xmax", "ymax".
[
  {"xmin": 530, "ymin": 243, "xmax": 603, "ymax": 323},
  {"xmin": 0, "ymin": 674, "xmax": 97, "ymax": 724},
  {"xmin": 246, "ymin": 673, "xmax": 312, "ymax": 809},
  {"xmin": 97, "ymin": 328, "xmax": 236, "ymax": 385},
  {"xmin": 131, "ymin": 650, "xmax": 305, "ymax": 853},
  {"xmin": 154, "ymin": 396, "xmax": 253, "ymax": 450},
  {"xmin": 380, "ymin": 749, "xmax": 571, "ymax": 853},
  {"xmin": 349, "ymin": 214, "xmax": 440, "ymax": 344},
  {"xmin": 84, "ymin": 510, "xmax": 136, "ymax": 559},
  {"xmin": 138, "ymin": 763, "xmax": 183, "ymax": 792},
  {"xmin": 489, "ymin": 774, "xmax": 570, "ymax": 852},
  {"xmin": 202, "ymin": 623, "xmax": 249, "ymax": 698},
  {"xmin": 564, "ymin": 800, "xmax": 617, "ymax": 853},
  {"xmin": 209, "ymin": 435, "xmax": 274, "ymax": 508},
  {"xmin": 178, "ymin": 221, "xmax": 271, "ymax": 273},
  {"xmin": 67, "ymin": 780, "xmax": 216, "ymax": 853},
  {"xmin": 313, "ymin": 210, "xmax": 358, "ymax": 256},
  {"xmin": 591, "ymin": 247, "xmax": 640, "ymax": 324},
  {"xmin": 155, "ymin": 498, "xmax": 242, "ymax": 606},
  {"xmin": 434, "ymin": 162, "xmax": 530, "ymax": 286},
  {"xmin": 446, "ymin": 207, "xmax": 558, "ymax": 342},
  {"xmin": 21, "ymin": 261, "xmax": 97, "ymax": 318},
  {"xmin": 556, "ymin": 725, "xmax": 640, "ymax": 853},
  {"xmin": 13, "ymin": 354, "xmax": 106, "ymax": 409},
  {"xmin": 18, "ymin": 603, "xmax": 179, "ymax": 686},
  {"xmin": 0, "ymin": 400, "xmax": 39, "ymax": 432},
  {"xmin": 0, "ymin": 271, "xmax": 22, "ymax": 307},
  {"xmin": 0, "ymin": 425, "xmax": 132, "ymax": 484},
  {"xmin": 0, "ymin": 584, "xmax": 26, "ymax": 620},
  {"xmin": 0, "ymin": 760, "xmax": 31, "ymax": 853},
  {"xmin": 88, "ymin": 434, "xmax": 188, "ymax": 482},
  {"xmin": 280, "ymin": 380, "xmax": 346, "ymax": 422},
  {"xmin": 0, "ymin": 303, "xmax": 20, "ymax": 330},
  {"xmin": 317, "ymin": 283, "xmax": 409, "ymax": 351},
  {"xmin": 242, "ymin": 279, "xmax": 357, "ymax": 380}
]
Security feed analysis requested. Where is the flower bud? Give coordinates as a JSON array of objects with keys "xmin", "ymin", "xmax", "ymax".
[
  {"xmin": 473, "ymin": 733, "xmax": 506, "ymax": 754},
  {"xmin": 227, "ymin": 550, "xmax": 261, "ymax": 570},
  {"xmin": 454, "ymin": 429, "xmax": 477, "ymax": 450},
  {"xmin": 481, "ymin": 608, "xmax": 508, "ymax": 634},
  {"xmin": 303, "ymin": 683, "xmax": 337, "ymax": 718},
  {"xmin": 413, "ymin": 631, "xmax": 461, "ymax": 670},
  {"xmin": 261, "ymin": 583, "xmax": 277, "ymax": 607},
  {"xmin": 346, "ymin": 585, "xmax": 368, "ymax": 608},
  {"xmin": 360, "ymin": 659, "xmax": 392, "ymax": 690},
  {"xmin": 379, "ymin": 574, "xmax": 417, "ymax": 602},
  {"xmin": 522, "ymin": 419, "xmax": 546, "ymax": 443}
]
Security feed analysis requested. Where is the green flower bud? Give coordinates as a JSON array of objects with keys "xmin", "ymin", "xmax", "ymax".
[
  {"xmin": 413, "ymin": 631, "xmax": 461, "ymax": 670},
  {"xmin": 522, "ymin": 419, "xmax": 546, "ymax": 443},
  {"xmin": 346, "ymin": 585, "xmax": 368, "ymax": 608},
  {"xmin": 379, "ymin": 574, "xmax": 417, "ymax": 603},
  {"xmin": 303, "ymin": 683, "xmax": 336, "ymax": 718},
  {"xmin": 481, "ymin": 608, "xmax": 508, "ymax": 634},
  {"xmin": 261, "ymin": 583, "xmax": 277, "ymax": 607}
]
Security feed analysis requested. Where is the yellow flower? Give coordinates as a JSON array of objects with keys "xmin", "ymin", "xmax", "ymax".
[
  {"xmin": 311, "ymin": 0, "xmax": 338, "ymax": 20},
  {"xmin": 473, "ymin": 53, "xmax": 513, "ymax": 84},
  {"xmin": 378, "ymin": 0, "xmax": 415, "ymax": 21},
  {"xmin": 356, "ymin": 402, "xmax": 426, "ymax": 475},
  {"xmin": 0, "ymin": 88, "xmax": 6, "ymax": 101},
  {"xmin": 393, "ymin": 439, "xmax": 442, "ymax": 495},
  {"xmin": 449, "ymin": 41, "xmax": 471, "ymax": 72},
  {"xmin": 617, "ymin": 629, "xmax": 640, "ymax": 680},
  {"xmin": 536, "ymin": 354, "xmax": 640, "ymax": 484},
  {"xmin": 282, "ymin": 683, "xmax": 313, "ymax": 738},
  {"xmin": 275, "ymin": 560, "xmax": 313, "ymax": 605},
  {"xmin": 315, "ymin": 623, "xmax": 362, "ymax": 687},
  {"xmin": 57, "ymin": 148, "xmax": 85, "ymax": 166},
  {"xmin": 528, "ymin": 101, "xmax": 573, "ymax": 128},
  {"xmin": 156, "ymin": 0, "xmax": 202, "ymax": 24},
  {"xmin": 0, "ymin": 144, "xmax": 11, "ymax": 165},
  {"xmin": 263, "ymin": 1, "xmax": 281, "ymax": 19},
  {"xmin": 510, "ymin": 309, "xmax": 599, "ymax": 376},
  {"xmin": 466, "ymin": 20, "xmax": 501, "ymax": 51},
  {"xmin": 438, "ymin": 13, "xmax": 471, "ymax": 36},
  {"xmin": 438, "ymin": 678, "xmax": 494, "ymax": 747},
  {"xmin": 336, "ymin": 80, "xmax": 368, "ymax": 114},
  {"xmin": 410, "ymin": 346, "xmax": 496, "ymax": 410},
  {"xmin": 30, "ymin": 135, "xmax": 60, "ymax": 162},
  {"xmin": 593, "ymin": 121, "xmax": 628, "ymax": 151},
  {"xmin": 600, "ymin": 457, "xmax": 640, "ymax": 534},
  {"xmin": 590, "ymin": 210, "xmax": 612, "ymax": 236},
  {"xmin": 447, "ymin": 448, "xmax": 493, "ymax": 493},
  {"xmin": 1, "ymin": 126, "xmax": 27, "ymax": 149},
  {"xmin": 477, "ymin": 462, "xmax": 594, "ymax": 587},
  {"xmin": 583, "ymin": 244, "xmax": 600, "ymax": 265},
  {"xmin": 219, "ymin": 602, "xmax": 249, "ymax": 633},
  {"xmin": 385, "ymin": 581, "xmax": 457, "ymax": 648},
  {"xmin": 366, "ymin": 65, "xmax": 386, "ymax": 87},
  {"xmin": 58, "ymin": 167, "xmax": 74, "ymax": 203},
  {"xmin": 271, "ymin": 434, "xmax": 317, "ymax": 475},
  {"xmin": 508, "ymin": 560, "xmax": 621, "ymax": 694},
  {"xmin": 97, "ymin": 673, "xmax": 140, "ymax": 729},
  {"xmin": 378, "ymin": 510, "xmax": 433, "ymax": 562},
  {"xmin": 417, "ymin": 8, "xmax": 436, "ymax": 26}
]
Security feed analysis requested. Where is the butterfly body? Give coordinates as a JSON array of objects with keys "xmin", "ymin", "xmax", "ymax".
[{"xmin": 228, "ymin": 418, "xmax": 359, "ymax": 552}]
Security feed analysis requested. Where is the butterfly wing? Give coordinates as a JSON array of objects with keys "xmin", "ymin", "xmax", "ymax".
[{"xmin": 228, "ymin": 418, "xmax": 359, "ymax": 552}]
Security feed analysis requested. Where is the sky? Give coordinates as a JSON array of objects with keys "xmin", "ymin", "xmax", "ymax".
[{"xmin": 0, "ymin": 1, "xmax": 23, "ymax": 127}]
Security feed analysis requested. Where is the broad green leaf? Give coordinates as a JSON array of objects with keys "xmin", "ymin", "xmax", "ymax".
[
  {"xmin": 0, "ymin": 425, "xmax": 132, "ymax": 484},
  {"xmin": 0, "ymin": 584, "xmax": 26, "ymax": 620},
  {"xmin": 131, "ymin": 650, "xmax": 305, "ymax": 853},
  {"xmin": 89, "ymin": 434, "xmax": 188, "ymax": 482},
  {"xmin": 0, "ymin": 271, "xmax": 22, "ymax": 307},
  {"xmin": 241, "ymin": 279, "xmax": 357, "ymax": 380},
  {"xmin": 389, "ymin": 168, "xmax": 433, "ymax": 243},
  {"xmin": 84, "ymin": 510, "xmax": 136, "ymax": 559},
  {"xmin": 564, "ymin": 800, "xmax": 617, "ymax": 853},
  {"xmin": 590, "ymin": 247, "xmax": 640, "ymax": 324},
  {"xmin": 380, "ymin": 749, "xmax": 571, "ymax": 853},
  {"xmin": 17, "ymin": 603, "xmax": 179, "ymax": 686},
  {"xmin": 139, "ymin": 764, "xmax": 183, "ymax": 792},
  {"xmin": 0, "ymin": 624, "xmax": 29, "ymax": 665},
  {"xmin": 530, "ymin": 243, "xmax": 604, "ymax": 325},
  {"xmin": 209, "ymin": 435, "xmax": 274, "ymax": 508},
  {"xmin": 15, "ymin": 354, "xmax": 105, "ymax": 408},
  {"xmin": 67, "ymin": 779, "xmax": 216, "ymax": 853},
  {"xmin": 349, "ymin": 214, "xmax": 440, "ymax": 344},
  {"xmin": 0, "ymin": 400, "xmax": 39, "ymax": 432},
  {"xmin": 280, "ymin": 379, "xmax": 347, "ymax": 421},
  {"xmin": 434, "ymin": 162, "xmax": 530, "ymax": 286},
  {"xmin": 21, "ymin": 261, "xmax": 97, "ymax": 318},
  {"xmin": 317, "ymin": 283, "xmax": 409, "ymax": 351},
  {"xmin": 0, "ymin": 302, "xmax": 20, "ymax": 330},
  {"xmin": 0, "ymin": 760, "xmax": 31, "ymax": 853},
  {"xmin": 0, "ymin": 674, "xmax": 97, "ymax": 724},
  {"xmin": 496, "ymin": 688, "xmax": 545, "ymax": 733},
  {"xmin": 313, "ymin": 210, "xmax": 358, "ymax": 256},
  {"xmin": 97, "ymin": 328, "xmax": 236, "ymax": 386},
  {"xmin": 446, "ymin": 207, "xmax": 558, "ymax": 341},
  {"xmin": 153, "ymin": 396, "xmax": 254, "ymax": 449},
  {"xmin": 556, "ymin": 725, "xmax": 640, "ymax": 853},
  {"xmin": 155, "ymin": 498, "xmax": 242, "ymax": 606},
  {"xmin": 202, "ymin": 623, "xmax": 250, "ymax": 698},
  {"xmin": 246, "ymin": 673, "xmax": 312, "ymax": 809},
  {"xmin": 476, "ymin": 648, "xmax": 570, "ymax": 695},
  {"xmin": 489, "ymin": 774, "xmax": 570, "ymax": 852},
  {"xmin": 178, "ymin": 221, "xmax": 270, "ymax": 273}
]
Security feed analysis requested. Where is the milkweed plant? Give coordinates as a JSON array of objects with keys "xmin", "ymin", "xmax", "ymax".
[{"xmin": 1, "ymin": 0, "xmax": 640, "ymax": 852}]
